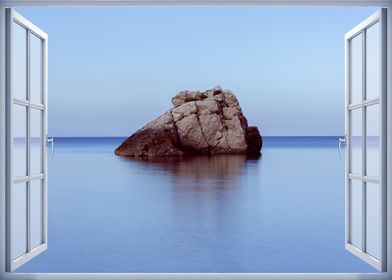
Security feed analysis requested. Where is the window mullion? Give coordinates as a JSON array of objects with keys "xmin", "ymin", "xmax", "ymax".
[
  {"xmin": 26, "ymin": 29, "xmax": 31, "ymax": 254},
  {"xmin": 361, "ymin": 28, "xmax": 367, "ymax": 254}
]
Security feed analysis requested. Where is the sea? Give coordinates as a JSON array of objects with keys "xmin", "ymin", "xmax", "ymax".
[{"xmin": 16, "ymin": 137, "xmax": 377, "ymax": 273}]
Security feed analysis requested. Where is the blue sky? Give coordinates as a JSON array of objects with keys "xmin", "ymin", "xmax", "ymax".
[{"xmin": 17, "ymin": 7, "xmax": 379, "ymax": 137}]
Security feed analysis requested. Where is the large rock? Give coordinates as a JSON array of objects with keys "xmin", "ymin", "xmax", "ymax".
[{"xmin": 115, "ymin": 86, "xmax": 262, "ymax": 156}]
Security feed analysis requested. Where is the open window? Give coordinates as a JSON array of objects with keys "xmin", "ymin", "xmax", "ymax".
[
  {"xmin": 0, "ymin": 3, "xmax": 390, "ymax": 278},
  {"xmin": 344, "ymin": 9, "xmax": 387, "ymax": 271},
  {"xmin": 5, "ymin": 9, "xmax": 49, "ymax": 271}
]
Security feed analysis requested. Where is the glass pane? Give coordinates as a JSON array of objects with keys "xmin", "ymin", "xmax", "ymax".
[
  {"xmin": 31, "ymin": 109, "xmax": 43, "ymax": 174},
  {"xmin": 12, "ymin": 182, "xmax": 27, "ymax": 259},
  {"xmin": 366, "ymin": 22, "xmax": 381, "ymax": 100},
  {"xmin": 30, "ymin": 34, "xmax": 43, "ymax": 104},
  {"xmin": 30, "ymin": 179, "xmax": 43, "ymax": 249},
  {"xmin": 350, "ymin": 33, "xmax": 363, "ymax": 105},
  {"xmin": 366, "ymin": 182, "xmax": 381, "ymax": 259},
  {"xmin": 350, "ymin": 179, "xmax": 363, "ymax": 249},
  {"xmin": 350, "ymin": 109, "xmax": 362, "ymax": 175},
  {"xmin": 13, "ymin": 22, "xmax": 27, "ymax": 100},
  {"xmin": 366, "ymin": 104, "xmax": 380, "ymax": 177},
  {"xmin": 13, "ymin": 105, "xmax": 27, "ymax": 177}
]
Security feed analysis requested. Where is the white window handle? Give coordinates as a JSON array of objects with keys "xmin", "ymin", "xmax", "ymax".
[
  {"xmin": 47, "ymin": 137, "xmax": 54, "ymax": 159},
  {"xmin": 338, "ymin": 136, "xmax": 346, "ymax": 159}
]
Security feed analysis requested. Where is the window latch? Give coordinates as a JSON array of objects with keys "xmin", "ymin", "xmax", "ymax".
[
  {"xmin": 338, "ymin": 136, "xmax": 346, "ymax": 159},
  {"xmin": 47, "ymin": 137, "xmax": 54, "ymax": 160}
]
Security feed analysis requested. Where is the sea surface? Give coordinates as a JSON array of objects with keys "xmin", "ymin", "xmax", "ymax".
[{"xmin": 16, "ymin": 137, "xmax": 377, "ymax": 273}]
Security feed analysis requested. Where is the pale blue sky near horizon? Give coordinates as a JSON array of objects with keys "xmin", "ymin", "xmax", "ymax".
[{"xmin": 17, "ymin": 6, "xmax": 379, "ymax": 137}]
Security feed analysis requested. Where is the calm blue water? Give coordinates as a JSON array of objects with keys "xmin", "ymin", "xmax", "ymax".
[{"xmin": 17, "ymin": 137, "xmax": 376, "ymax": 273}]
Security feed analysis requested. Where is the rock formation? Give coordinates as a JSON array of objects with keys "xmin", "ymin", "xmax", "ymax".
[{"xmin": 115, "ymin": 86, "xmax": 262, "ymax": 156}]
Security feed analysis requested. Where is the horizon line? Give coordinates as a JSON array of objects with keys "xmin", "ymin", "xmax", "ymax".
[{"xmin": 48, "ymin": 135, "xmax": 344, "ymax": 138}]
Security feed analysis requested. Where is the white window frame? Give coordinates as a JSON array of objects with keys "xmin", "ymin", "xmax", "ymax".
[
  {"xmin": 344, "ymin": 10, "xmax": 387, "ymax": 271},
  {"xmin": 6, "ymin": 9, "xmax": 48, "ymax": 272},
  {"xmin": 0, "ymin": 1, "xmax": 391, "ymax": 280}
]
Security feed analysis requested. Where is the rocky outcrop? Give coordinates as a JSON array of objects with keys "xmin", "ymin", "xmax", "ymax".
[{"xmin": 115, "ymin": 86, "xmax": 262, "ymax": 157}]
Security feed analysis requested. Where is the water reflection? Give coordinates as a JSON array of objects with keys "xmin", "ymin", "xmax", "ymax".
[
  {"xmin": 120, "ymin": 154, "xmax": 263, "ymax": 238},
  {"xmin": 121, "ymin": 154, "xmax": 261, "ymax": 188}
]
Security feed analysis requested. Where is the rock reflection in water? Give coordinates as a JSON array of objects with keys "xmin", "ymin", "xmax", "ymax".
[
  {"xmin": 122, "ymin": 154, "xmax": 261, "ymax": 189},
  {"xmin": 120, "ymin": 154, "xmax": 262, "ymax": 229}
]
